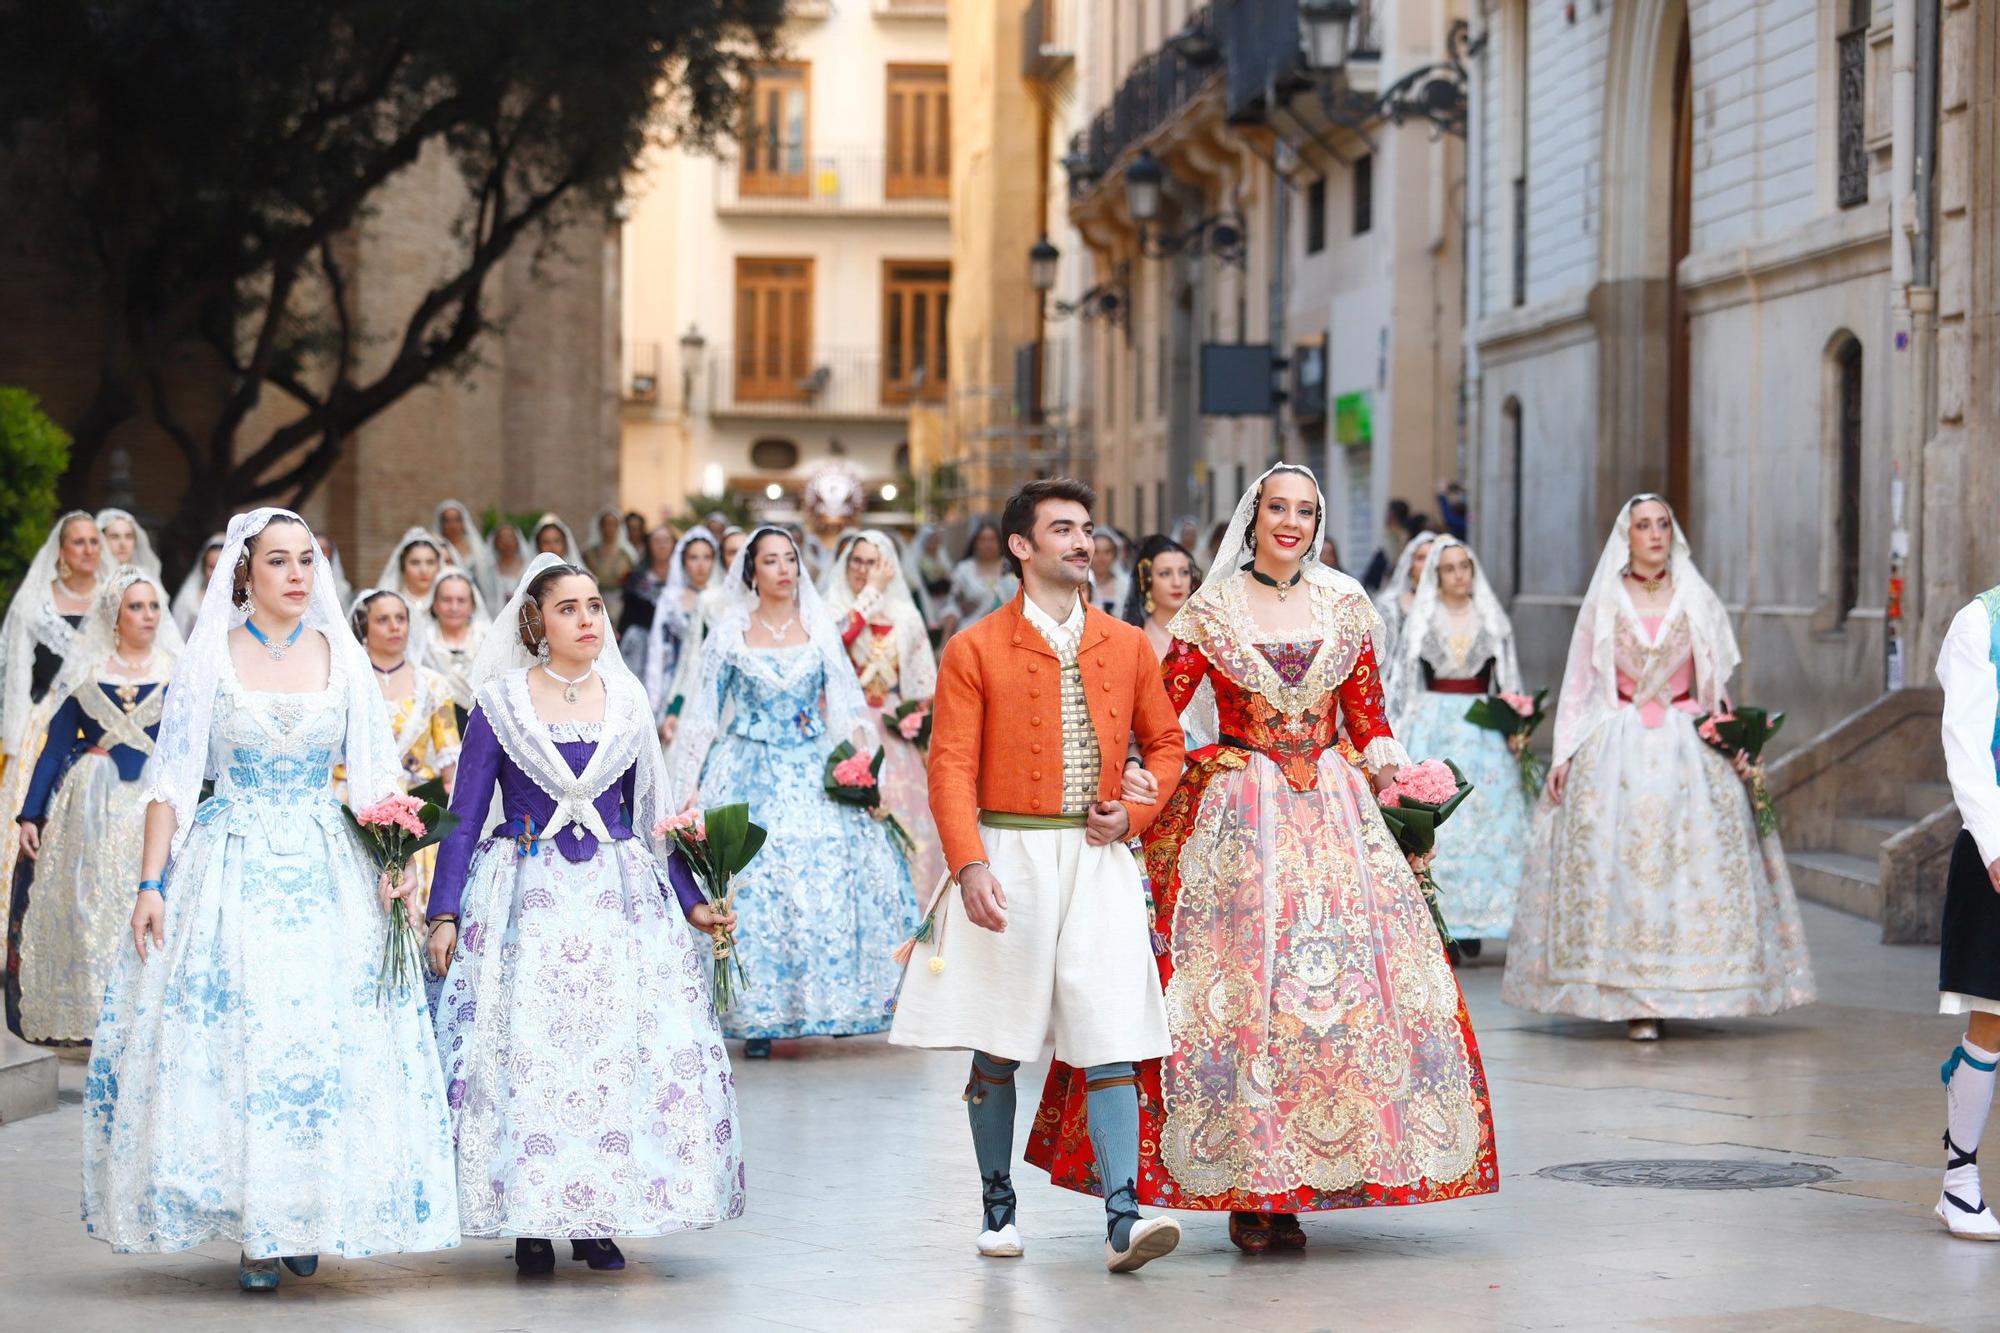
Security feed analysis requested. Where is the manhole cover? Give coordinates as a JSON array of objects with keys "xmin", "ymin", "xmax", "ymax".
[{"xmin": 1537, "ymin": 1159, "xmax": 1839, "ymax": 1191}]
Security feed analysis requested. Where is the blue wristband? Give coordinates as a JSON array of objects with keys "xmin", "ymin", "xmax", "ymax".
[{"xmin": 137, "ymin": 878, "xmax": 165, "ymax": 895}]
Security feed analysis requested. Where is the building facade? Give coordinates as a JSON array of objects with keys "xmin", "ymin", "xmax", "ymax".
[
  {"xmin": 1462, "ymin": 0, "xmax": 1926, "ymax": 743},
  {"xmin": 620, "ymin": 0, "xmax": 951, "ymax": 531}
]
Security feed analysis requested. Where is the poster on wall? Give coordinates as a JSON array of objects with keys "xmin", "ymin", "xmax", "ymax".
[{"xmin": 1334, "ymin": 390, "xmax": 1372, "ymax": 447}]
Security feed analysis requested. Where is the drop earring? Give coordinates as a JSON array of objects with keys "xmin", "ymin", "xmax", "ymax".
[{"xmin": 536, "ymin": 638, "xmax": 551, "ymax": 665}]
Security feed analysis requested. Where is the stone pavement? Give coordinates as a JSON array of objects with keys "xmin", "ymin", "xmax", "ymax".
[{"xmin": 0, "ymin": 902, "xmax": 1991, "ymax": 1332}]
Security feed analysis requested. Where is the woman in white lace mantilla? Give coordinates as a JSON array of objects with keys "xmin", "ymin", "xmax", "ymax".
[
  {"xmin": 424, "ymin": 555, "xmax": 744, "ymax": 1272},
  {"xmin": 83, "ymin": 509, "xmax": 458, "ymax": 1287},
  {"xmin": 12, "ymin": 566, "xmax": 180, "ymax": 1043},
  {"xmin": 1500, "ymin": 495, "xmax": 1815, "ymax": 1038},
  {"xmin": 670, "ymin": 528, "xmax": 916, "ymax": 1055},
  {"xmin": 1381, "ymin": 536, "xmax": 1533, "ymax": 947},
  {"xmin": 418, "ymin": 567, "xmax": 489, "ymax": 730}
]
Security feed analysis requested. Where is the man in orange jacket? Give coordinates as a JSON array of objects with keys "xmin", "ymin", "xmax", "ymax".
[{"xmin": 889, "ymin": 478, "xmax": 1185, "ymax": 1272}]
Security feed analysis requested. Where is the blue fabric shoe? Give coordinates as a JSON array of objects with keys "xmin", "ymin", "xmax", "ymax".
[
  {"xmin": 280, "ymin": 1255, "xmax": 318, "ymax": 1277},
  {"xmin": 238, "ymin": 1253, "xmax": 281, "ymax": 1291},
  {"xmin": 744, "ymin": 1038, "xmax": 772, "ymax": 1059},
  {"xmin": 514, "ymin": 1238, "xmax": 555, "ymax": 1274},
  {"xmin": 571, "ymin": 1238, "xmax": 626, "ymax": 1270}
]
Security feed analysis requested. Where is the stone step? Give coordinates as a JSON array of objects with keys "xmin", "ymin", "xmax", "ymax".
[
  {"xmin": 1788, "ymin": 849, "xmax": 1884, "ymax": 921},
  {"xmin": 1833, "ymin": 814, "xmax": 1915, "ymax": 860},
  {"xmin": 0, "ymin": 1033, "xmax": 57, "ymax": 1124},
  {"xmin": 1905, "ymin": 781, "xmax": 1955, "ymax": 821}
]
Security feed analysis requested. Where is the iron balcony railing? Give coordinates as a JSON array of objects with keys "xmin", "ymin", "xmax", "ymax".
[
  {"xmin": 1071, "ymin": 5, "xmax": 1221, "ymax": 187},
  {"xmin": 705, "ymin": 345, "xmax": 945, "ymax": 419},
  {"xmin": 715, "ymin": 145, "xmax": 949, "ymax": 215},
  {"xmin": 1219, "ymin": 0, "xmax": 1379, "ymax": 124}
]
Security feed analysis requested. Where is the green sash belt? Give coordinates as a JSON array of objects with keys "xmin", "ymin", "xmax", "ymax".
[{"xmin": 979, "ymin": 810, "xmax": 1089, "ymax": 831}]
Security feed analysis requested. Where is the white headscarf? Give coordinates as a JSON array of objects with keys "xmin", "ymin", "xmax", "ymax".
[
  {"xmin": 48, "ymin": 564, "xmax": 184, "ymax": 705},
  {"xmin": 375, "ymin": 527, "xmax": 448, "ymax": 604},
  {"xmin": 93, "ymin": 509, "xmax": 162, "ymax": 579},
  {"xmin": 587, "ymin": 508, "xmax": 639, "ymax": 565},
  {"xmin": 1375, "ymin": 529, "xmax": 1440, "ymax": 614},
  {"xmin": 668, "ymin": 526, "xmax": 872, "ymax": 806},
  {"xmin": 645, "ymin": 529, "xmax": 719, "ymax": 708},
  {"xmin": 432, "ymin": 499, "xmax": 493, "ymax": 582},
  {"xmin": 172, "ymin": 534, "xmax": 227, "ymax": 638},
  {"xmin": 1550, "ymin": 494, "xmax": 1739, "ymax": 768},
  {"xmin": 821, "ymin": 528, "xmax": 938, "ymax": 703},
  {"xmin": 1173, "ymin": 463, "xmax": 1403, "ymax": 769},
  {"xmin": 1381, "ymin": 536, "xmax": 1523, "ymax": 723},
  {"xmin": 141, "ymin": 508, "xmax": 402, "ymax": 855},
  {"xmin": 0, "ymin": 510, "xmax": 104, "ymax": 758},
  {"xmin": 416, "ymin": 568, "xmax": 490, "ymax": 710},
  {"xmin": 525, "ymin": 513, "xmax": 581, "ymax": 565},
  {"xmin": 464, "ymin": 552, "xmax": 672, "ymax": 848},
  {"xmin": 483, "ymin": 523, "xmax": 530, "ymax": 605}
]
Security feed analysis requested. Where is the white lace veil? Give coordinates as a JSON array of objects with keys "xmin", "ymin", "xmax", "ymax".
[
  {"xmin": 1382, "ymin": 536, "xmax": 1522, "ymax": 723},
  {"xmin": 668, "ymin": 525, "xmax": 871, "ymax": 805},
  {"xmin": 645, "ymin": 529, "xmax": 718, "ymax": 708},
  {"xmin": 171, "ymin": 534, "xmax": 227, "ymax": 637},
  {"xmin": 142, "ymin": 508, "xmax": 401, "ymax": 854},
  {"xmin": 94, "ymin": 509, "xmax": 162, "ymax": 579},
  {"xmin": 0, "ymin": 510, "xmax": 103, "ymax": 758},
  {"xmin": 465, "ymin": 552, "xmax": 673, "ymax": 844},
  {"xmin": 432, "ymin": 499, "xmax": 491, "ymax": 574},
  {"xmin": 821, "ymin": 528, "xmax": 937, "ymax": 703},
  {"xmin": 375, "ymin": 527, "xmax": 448, "ymax": 605},
  {"xmin": 526, "ymin": 513, "xmax": 582, "ymax": 564},
  {"xmin": 1375, "ymin": 530, "xmax": 1440, "ymax": 612},
  {"xmin": 49, "ymin": 564, "xmax": 184, "ymax": 703},
  {"xmin": 1550, "ymin": 493, "xmax": 1740, "ymax": 768}
]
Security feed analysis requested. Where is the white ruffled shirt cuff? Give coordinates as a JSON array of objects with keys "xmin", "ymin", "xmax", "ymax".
[{"xmin": 1364, "ymin": 736, "xmax": 1411, "ymax": 771}]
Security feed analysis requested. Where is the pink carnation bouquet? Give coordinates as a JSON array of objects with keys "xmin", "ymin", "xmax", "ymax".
[
  {"xmin": 1692, "ymin": 705, "xmax": 1786, "ymax": 835},
  {"xmin": 1463, "ymin": 686, "xmax": 1550, "ymax": 801},
  {"xmin": 884, "ymin": 699, "xmax": 933, "ymax": 752},
  {"xmin": 1374, "ymin": 759, "xmax": 1475, "ymax": 949},
  {"xmin": 823, "ymin": 740, "xmax": 916, "ymax": 861},
  {"xmin": 345, "ymin": 779, "xmax": 460, "ymax": 1004}
]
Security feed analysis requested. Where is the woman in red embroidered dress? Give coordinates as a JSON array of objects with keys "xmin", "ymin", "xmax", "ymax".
[{"xmin": 1028, "ymin": 464, "xmax": 1498, "ymax": 1253}]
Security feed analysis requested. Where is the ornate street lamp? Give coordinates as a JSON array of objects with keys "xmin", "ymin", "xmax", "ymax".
[
  {"xmin": 1300, "ymin": 0, "xmax": 1359, "ymax": 68},
  {"xmin": 1028, "ymin": 236, "xmax": 1061, "ymax": 293},
  {"xmin": 1124, "ymin": 149, "xmax": 1166, "ymax": 223}
]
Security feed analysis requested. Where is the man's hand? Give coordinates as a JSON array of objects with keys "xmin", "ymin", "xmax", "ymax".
[
  {"xmin": 1119, "ymin": 765, "xmax": 1159, "ymax": 806},
  {"xmin": 958, "ymin": 863, "xmax": 1008, "ymax": 932},
  {"xmin": 1086, "ymin": 800, "xmax": 1131, "ymax": 846}
]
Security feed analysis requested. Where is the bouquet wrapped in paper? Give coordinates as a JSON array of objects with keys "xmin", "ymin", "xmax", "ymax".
[
  {"xmin": 883, "ymin": 698, "xmax": 932, "ymax": 753},
  {"xmin": 1374, "ymin": 759, "xmax": 1475, "ymax": 949},
  {"xmin": 1463, "ymin": 687, "xmax": 1549, "ymax": 801},
  {"xmin": 345, "ymin": 779, "xmax": 460, "ymax": 1004},
  {"xmin": 656, "ymin": 802, "xmax": 766, "ymax": 1011},
  {"xmin": 1695, "ymin": 706, "xmax": 1785, "ymax": 835},
  {"xmin": 824, "ymin": 740, "xmax": 916, "ymax": 861}
]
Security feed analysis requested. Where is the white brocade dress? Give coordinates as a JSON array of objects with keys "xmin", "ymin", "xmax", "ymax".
[
  {"xmin": 1501, "ymin": 612, "xmax": 1817, "ymax": 1019},
  {"xmin": 82, "ymin": 660, "xmax": 459, "ymax": 1257}
]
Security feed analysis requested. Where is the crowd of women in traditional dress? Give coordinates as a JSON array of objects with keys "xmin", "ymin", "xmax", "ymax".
[{"xmin": 0, "ymin": 483, "xmax": 1812, "ymax": 1288}]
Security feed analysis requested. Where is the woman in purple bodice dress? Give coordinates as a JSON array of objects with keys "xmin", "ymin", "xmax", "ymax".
[{"xmin": 425, "ymin": 554, "xmax": 744, "ymax": 1275}]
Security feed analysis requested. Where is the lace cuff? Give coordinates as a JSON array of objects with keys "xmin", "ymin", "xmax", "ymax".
[{"xmin": 1364, "ymin": 736, "xmax": 1411, "ymax": 771}]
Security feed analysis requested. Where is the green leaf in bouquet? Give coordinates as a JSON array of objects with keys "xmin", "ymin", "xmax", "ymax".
[
  {"xmin": 408, "ymin": 777, "xmax": 451, "ymax": 808},
  {"xmin": 1433, "ymin": 759, "xmax": 1476, "ymax": 822},
  {"xmin": 703, "ymin": 802, "xmax": 770, "ymax": 876},
  {"xmin": 406, "ymin": 810, "xmax": 462, "ymax": 854}
]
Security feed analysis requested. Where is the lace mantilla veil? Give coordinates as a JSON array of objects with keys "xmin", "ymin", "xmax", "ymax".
[
  {"xmin": 668, "ymin": 526, "xmax": 871, "ymax": 806},
  {"xmin": 1381, "ymin": 535, "xmax": 1523, "ymax": 722},
  {"xmin": 645, "ymin": 529, "xmax": 720, "ymax": 708},
  {"xmin": 1171, "ymin": 462, "xmax": 1405, "ymax": 769},
  {"xmin": 0, "ymin": 510, "xmax": 106, "ymax": 759},
  {"xmin": 94, "ymin": 509, "xmax": 163, "ymax": 580},
  {"xmin": 142, "ymin": 508, "xmax": 402, "ymax": 855},
  {"xmin": 1550, "ymin": 493, "xmax": 1740, "ymax": 768},
  {"xmin": 466, "ymin": 553, "xmax": 673, "ymax": 847},
  {"xmin": 48, "ymin": 564, "xmax": 185, "ymax": 703}
]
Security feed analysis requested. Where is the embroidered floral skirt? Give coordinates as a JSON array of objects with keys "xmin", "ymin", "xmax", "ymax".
[
  {"xmin": 1029, "ymin": 748, "xmax": 1499, "ymax": 1213},
  {"xmin": 433, "ymin": 837, "xmax": 745, "ymax": 1238},
  {"xmin": 1501, "ymin": 707, "xmax": 1817, "ymax": 1020},
  {"xmin": 83, "ymin": 797, "xmax": 460, "ymax": 1256},
  {"xmin": 18, "ymin": 755, "xmax": 144, "ymax": 1042}
]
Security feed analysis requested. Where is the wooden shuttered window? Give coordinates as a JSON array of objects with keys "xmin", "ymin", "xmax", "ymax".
[
  {"xmin": 735, "ymin": 257, "xmax": 813, "ymax": 403},
  {"xmin": 742, "ymin": 63, "xmax": 810, "ymax": 198},
  {"xmin": 885, "ymin": 65, "xmax": 949, "ymax": 200},
  {"xmin": 882, "ymin": 261, "xmax": 949, "ymax": 404}
]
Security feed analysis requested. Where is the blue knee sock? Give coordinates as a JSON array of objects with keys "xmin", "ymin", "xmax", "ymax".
[
  {"xmin": 966, "ymin": 1052, "xmax": 1019, "ymax": 1230},
  {"xmin": 1084, "ymin": 1061, "xmax": 1141, "ymax": 1249}
]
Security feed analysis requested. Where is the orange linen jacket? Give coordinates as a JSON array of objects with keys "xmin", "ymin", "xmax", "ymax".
[{"xmin": 928, "ymin": 590, "xmax": 1186, "ymax": 877}]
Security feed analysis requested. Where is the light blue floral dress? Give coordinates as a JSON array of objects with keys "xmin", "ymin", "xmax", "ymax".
[
  {"xmin": 1391, "ymin": 621, "xmax": 1532, "ymax": 941},
  {"xmin": 83, "ymin": 657, "xmax": 459, "ymax": 1257},
  {"xmin": 693, "ymin": 642, "xmax": 915, "ymax": 1039}
]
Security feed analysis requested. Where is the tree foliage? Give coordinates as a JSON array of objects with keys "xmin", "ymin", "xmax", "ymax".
[
  {"xmin": 0, "ymin": 388, "xmax": 72, "ymax": 603},
  {"xmin": 0, "ymin": 0, "xmax": 784, "ymax": 570}
]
